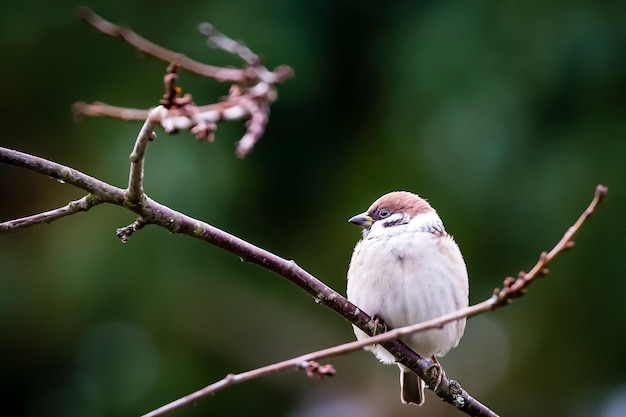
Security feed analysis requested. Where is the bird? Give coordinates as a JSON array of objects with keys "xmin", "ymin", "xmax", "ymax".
[{"xmin": 346, "ymin": 191, "xmax": 469, "ymax": 406}]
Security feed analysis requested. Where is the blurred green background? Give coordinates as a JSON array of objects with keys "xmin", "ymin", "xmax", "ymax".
[{"xmin": 1, "ymin": 1, "xmax": 625, "ymax": 416}]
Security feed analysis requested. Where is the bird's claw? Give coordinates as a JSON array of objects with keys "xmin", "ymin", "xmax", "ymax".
[
  {"xmin": 371, "ymin": 314, "xmax": 388, "ymax": 336},
  {"xmin": 428, "ymin": 356, "xmax": 445, "ymax": 391}
]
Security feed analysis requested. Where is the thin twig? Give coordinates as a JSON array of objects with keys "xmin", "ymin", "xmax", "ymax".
[
  {"xmin": 197, "ymin": 22, "xmax": 292, "ymax": 84},
  {"xmin": 0, "ymin": 194, "xmax": 103, "ymax": 235},
  {"xmin": 76, "ymin": 7, "xmax": 293, "ymax": 85},
  {"xmin": 199, "ymin": 22, "xmax": 261, "ymax": 67},
  {"xmin": 127, "ymin": 108, "xmax": 161, "ymax": 202},
  {"xmin": 76, "ymin": 92, "xmax": 272, "ymax": 158},
  {"xmin": 76, "ymin": 7, "xmax": 249, "ymax": 83},
  {"xmin": 0, "ymin": 148, "xmax": 126, "ymax": 200},
  {"xmin": 116, "ymin": 217, "xmax": 149, "ymax": 243},
  {"xmin": 74, "ymin": 8, "xmax": 292, "ymax": 158},
  {"xmin": 492, "ymin": 184, "xmax": 607, "ymax": 305},
  {"xmin": 73, "ymin": 101, "xmax": 150, "ymax": 121},
  {"xmin": 235, "ymin": 102, "xmax": 269, "ymax": 157},
  {"xmin": 74, "ymin": 100, "xmax": 252, "ymax": 124},
  {"xmin": 141, "ymin": 184, "xmax": 607, "ymax": 416}
]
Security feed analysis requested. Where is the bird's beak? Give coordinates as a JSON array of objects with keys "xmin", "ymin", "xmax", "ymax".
[{"xmin": 348, "ymin": 213, "xmax": 373, "ymax": 227}]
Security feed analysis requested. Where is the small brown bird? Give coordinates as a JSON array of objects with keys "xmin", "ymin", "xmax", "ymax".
[{"xmin": 347, "ymin": 191, "xmax": 469, "ymax": 405}]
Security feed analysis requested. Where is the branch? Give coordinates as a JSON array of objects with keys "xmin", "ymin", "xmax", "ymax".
[
  {"xmin": 142, "ymin": 185, "xmax": 607, "ymax": 416},
  {"xmin": 73, "ymin": 8, "xmax": 292, "ymax": 158},
  {"xmin": 127, "ymin": 109, "xmax": 160, "ymax": 201},
  {"xmin": 0, "ymin": 194, "xmax": 103, "ymax": 235},
  {"xmin": 0, "ymin": 147, "xmax": 125, "ymax": 199},
  {"xmin": 116, "ymin": 217, "xmax": 148, "ymax": 243},
  {"xmin": 491, "ymin": 185, "xmax": 607, "ymax": 305},
  {"xmin": 73, "ymin": 100, "xmax": 274, "ymax": 124},
  {"xmin": 73, "ymin": 101, "xmax": 149, "ymax": 121},
  {"xmin": 199, "ymin": 22, "xmax": 262, "ymax": 67},
  {"xmin": 0, "ymin": 148, "xmax": 125, "ymax": 237},
  {"xmin": 197, "ymin": 23, "xmax": 293, "ymax": 84},
  {"xmin": 76, "ymin": 6, "xmax": 249, "ymax": 83}
]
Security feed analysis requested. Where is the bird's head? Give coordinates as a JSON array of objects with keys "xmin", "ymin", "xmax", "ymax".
[{"xmin": 348, "ymin": 191, "xmax": 443, "ymax": 238}]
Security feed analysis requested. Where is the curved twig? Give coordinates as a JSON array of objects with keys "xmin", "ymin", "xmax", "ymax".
[
  {"xmin": 77, "ymin": 7, "xmax": 247, "ymax": 83},
  {"xmin": 0, "ymin": 194, "xmax": 103, "ymax": 235},
  {"xmin": 76, "ymin": 7, "xmax": 293, "ymax": 85}
]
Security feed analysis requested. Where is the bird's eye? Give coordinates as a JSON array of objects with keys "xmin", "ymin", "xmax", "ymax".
[{"xmin": 379, "ymin": 208, "xmax": 391, "ymax": 218}]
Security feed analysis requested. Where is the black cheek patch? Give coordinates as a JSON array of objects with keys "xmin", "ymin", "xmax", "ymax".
[{"xmin": 382, "ymin": 218, "xmax": 405, "ymax": 228}]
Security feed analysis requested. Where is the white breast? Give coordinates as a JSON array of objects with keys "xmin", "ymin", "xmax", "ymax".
[{"xmin": 347, "ymin": 219, "xmax": 468, "ymax": 363}]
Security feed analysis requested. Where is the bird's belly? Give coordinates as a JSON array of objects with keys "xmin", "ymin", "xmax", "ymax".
[{"xmin": 347, "ymin": 233, "xmax": 467, "ymax": 362}]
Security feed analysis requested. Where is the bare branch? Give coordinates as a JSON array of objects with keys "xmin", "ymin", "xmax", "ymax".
[
  {"xmin": 0, "ymin": 148, "xmax": 125, "ymax": 235},
  {"xmin": 76, "ymin": 88, "xmax": 274, "ymax": 158},
  {"xmin": 73, "ymin": 9, "xmax": 291, "ymax": 157},
  {"xmin": 127, "ymin": 108, "xmax": 161, "ymax": 201},
  {"xmin": 0, "ymin": 194, "xmax": 103, "ymax": 235},
  {"xmin": 73, "ymin": 101, "xmax": 150, "ymax": 121},
  {"xmin": 0, "ymin": 147, "xmax": 125, "ymax": 199},
  {"xmin": 141, "ymin": 185, "xmax": 606, "ymax": 417},
  {"xmin": 491, "ymin": 184, "xmax": 608, "ymax": 306},
  {"xmin": 76, "ymin": 7, "xmax": 249, "ymax": 83},
  {"xmin": 74, "ymin": 99, "xmax": 254, "ymax": 124},
  {"xmin": 143, "ymin": 313, "xmax": 472, "ymax": 416},
  {"xmin": 116, "ymin": 217, "xmax": 149, "ymax": 243},
  {"xmin": 197, "ymin": 23, "xmax": 293, "ymax": 85},
  {"xmin": 199, "ymin": 22, "xmax": 262, "ymax": 67},
  {"xmin": 236, "ymin": 102, "xmax": 269, "ymax": 157},
  {"xmin": 76, "ymin": 7, "xmax": 293, "ymax": 85}
]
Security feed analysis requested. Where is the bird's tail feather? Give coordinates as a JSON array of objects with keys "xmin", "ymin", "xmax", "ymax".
[{"xmin": 399, "ymin": 365, "xmax": 425, "ymax": 406}]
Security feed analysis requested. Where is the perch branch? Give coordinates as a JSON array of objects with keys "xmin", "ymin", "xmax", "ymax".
[
  {"xmin": 142, "ymin": 185, "xmax": 607, "ymax": 417},
  {"xmin": 491, "ymin": 184, "xmax": 607, "ymax": 306}
]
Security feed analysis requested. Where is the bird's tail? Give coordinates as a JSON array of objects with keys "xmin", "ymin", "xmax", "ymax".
[{"xmin": 398, "ymin": 364, "xmax": 425, "ymax": 406}]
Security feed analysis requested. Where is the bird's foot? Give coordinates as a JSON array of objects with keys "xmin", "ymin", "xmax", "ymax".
[
  {"xmin": 428, "ymin": 356, "xmax": 445, "ymax": 391},
  {"xmin": 371, "ymin": 314, "xmax": 388, "ymax": 336}
]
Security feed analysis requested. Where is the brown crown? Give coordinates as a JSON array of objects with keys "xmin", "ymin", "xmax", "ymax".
[{"xmin": 367, "ymin": 191, "xmax": 434, "ymax": 218}]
